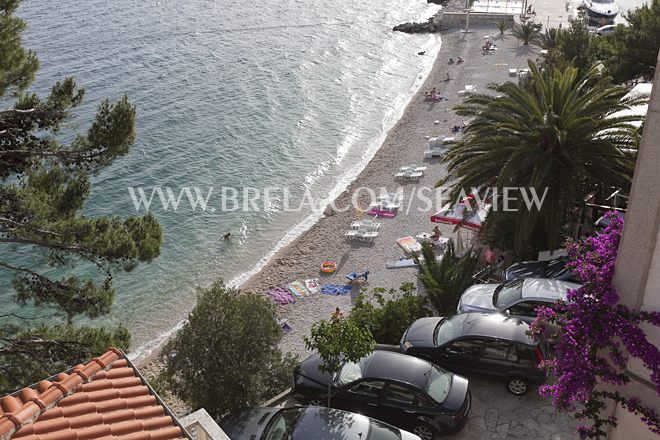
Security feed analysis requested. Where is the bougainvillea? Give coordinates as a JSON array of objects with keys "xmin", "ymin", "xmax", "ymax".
[{"xmin": 529, "ymin": 212, "xmax": 660, "ymax": 438}]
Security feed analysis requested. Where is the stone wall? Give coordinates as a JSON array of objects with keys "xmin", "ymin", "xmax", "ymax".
[{"xmin": 441, "ymin": 12, "xmax": 514, "ymax": 29}]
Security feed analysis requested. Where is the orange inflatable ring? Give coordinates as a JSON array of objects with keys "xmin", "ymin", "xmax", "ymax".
[{"xmin": 321, "ymin": 261, "xmax": 337, "ymax": 274}]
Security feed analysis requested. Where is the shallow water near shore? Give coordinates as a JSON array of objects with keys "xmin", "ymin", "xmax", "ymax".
[{"xmin": 2, "ymin": 0, "xmax": 442, "ymax": 360}]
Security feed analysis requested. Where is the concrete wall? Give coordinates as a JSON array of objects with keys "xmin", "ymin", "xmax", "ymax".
[
  {"xmin": 441, "ymin": 12, "xmax": 514, "ymax": 29},
  {"xmin": 179, "ymin": 409, "xmax": 231, "ymax": 440},
  {"xmin": 609, "ymin": 51, "xmax": 660, "ymax": 439}
]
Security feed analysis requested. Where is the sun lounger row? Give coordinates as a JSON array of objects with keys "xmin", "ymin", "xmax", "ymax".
[{"xmin": 345, "ymin": 227, "xmax": 379, "ymax": 241}]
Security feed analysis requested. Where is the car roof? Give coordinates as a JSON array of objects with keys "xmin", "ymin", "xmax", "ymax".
[
  {"xmin": 364, "ymin": 350, "xmax": 434, "ymax": 389},
  {"xmin": 521, "ymin": 278, "xmax": 580, "ymax": 300},
  {"xmin": 453, "ymin": 312, "xmax": 535, "ymax": 345}
]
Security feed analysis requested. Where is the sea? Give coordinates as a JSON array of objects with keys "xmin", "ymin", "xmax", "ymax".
[
  {"xmin": 3, "ymin": 0, "xmax": 443, "ymax": 362},
  {"xmin": 3, "ymin": 0, "xmax": 648, "ymax": 364}
]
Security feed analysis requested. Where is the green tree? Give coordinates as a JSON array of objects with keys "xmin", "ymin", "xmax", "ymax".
[
  {"xmin": 304, "ymin": 315, "xmax": 375, "ymax": 407},
  {"xmin": 158, "ymin": 281, "xmax": 297, "ymax": 419},
  {"xmin": 495, "ymin": 19, "xmax": 512, "ymax": 35},
  {"xmin": 417, "ymin": 241, "xmax": 480, "ymax": 316},
  {"xmin": 0, "ymin": 0, "xmax": 162, "ymax": 392},
  {"xmin": 441, "ymin": 62, "xmax": 642, "ymax": 254},
  {"xmin": 512, "ymin": 20, "xmax": 543, "ymax": 45},
  {"xmin": 545, "ymin": 20, "xmax": 599, "ymax": 78},
  {"xmin": 349, "ymin": 282, "xmax": 430, "ymax": 345},
  {"xmin": 598, "ymin": 0, "xmax": 660, "ymax": 82}
]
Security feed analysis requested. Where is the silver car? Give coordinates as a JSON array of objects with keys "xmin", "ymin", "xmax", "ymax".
[{"xmin": 457, "ymin": 278, "xmax": 581, "ymax": 322}]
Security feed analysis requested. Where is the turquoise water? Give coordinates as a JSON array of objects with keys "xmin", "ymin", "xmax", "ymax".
[{"xmin": 3, "ymin": 0, "xmax": 442, "ymax": 359}]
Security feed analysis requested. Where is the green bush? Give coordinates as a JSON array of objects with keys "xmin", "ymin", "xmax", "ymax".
[
  {"xmin": 349, "ymin": 283, "xmax": 430, "ymax": 345},
  {"xmin": 157, "ymin": 280, "xmax": 297, "ymax": 420},
  {"xmin": 417, "ymin": 241, "xmax": 480, "ymax": 316}
]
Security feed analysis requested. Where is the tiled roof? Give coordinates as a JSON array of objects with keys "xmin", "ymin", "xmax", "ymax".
[{"xmin": 0, "ymin": 348, "xmax": 191, "ymax": 440}]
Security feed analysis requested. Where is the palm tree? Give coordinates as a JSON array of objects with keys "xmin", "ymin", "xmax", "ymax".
[
  {"xmin": 441, "ymin": 62, "xmax": 643, "ymax": 254},
  {"xmin": 513, "ymin": 20, "xmax": 543, "ymax": 45},
  {"xmin": 417, "ymin": 241, "xmax": 480, "ymax": 316},
  {"xmin": 495, "ymin": 20, "xmax": 512, "ymax": 35}
]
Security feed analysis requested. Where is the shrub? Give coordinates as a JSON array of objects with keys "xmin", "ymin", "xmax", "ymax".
[
  {"xmin": 157, "ymin": 280, "xmax": 297, "ymax": 420},
  {"xmin": 417, "ymin": 241, "xmax": 480, "ymax": 316},
  {"xmin": 530, "ymin": 213, "xmax": 660, "ymax": 438},
  {"xmin": 495, "ymin": 20, "xmax": 512, "ymax": 35},
  {"xmin": 349, "ymin": 283, "xmax": 430, "ymax": 345}
]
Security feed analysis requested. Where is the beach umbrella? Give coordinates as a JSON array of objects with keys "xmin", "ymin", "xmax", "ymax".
[{"xmin": 430, "ymin": 201, "xmax": 490, "ymax": 232}]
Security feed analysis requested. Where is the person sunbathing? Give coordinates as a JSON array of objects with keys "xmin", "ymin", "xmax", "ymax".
[
  {"xmin": 457, "ymin": 56, "xmax": 464, "ymax": 64},
  {"xmin": 446, "ymin": 73, "xmax": 451, "ymax": 81},
  {"xmin": 431, "ymin": 225, "xmax": 442, "ymax": 241},
  {"xmin": 431, "ymin": 87, "xmax": 438, "ymax": 101},
  {"xmin": 448, "ymin": 57, "xmax": 455, "ymax": 64}
]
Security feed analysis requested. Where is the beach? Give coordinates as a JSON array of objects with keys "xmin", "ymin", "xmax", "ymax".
[
  {"xmin": 239, "ymin": 25, "xmax": 540, "ymax": 360},
  {"xmin": 139, "ymin": 20, "xmax": 541, "ymax": 396}
]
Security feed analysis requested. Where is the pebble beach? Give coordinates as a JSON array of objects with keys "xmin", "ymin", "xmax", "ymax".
[{"xmin": 140, "ymin": 20, "xmax": 542, "ymax": 399}]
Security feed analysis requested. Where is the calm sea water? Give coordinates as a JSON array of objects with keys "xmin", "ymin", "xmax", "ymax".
[{"xmin": 4, "ymin": 0, "xmax": 443, "ymax": 360}]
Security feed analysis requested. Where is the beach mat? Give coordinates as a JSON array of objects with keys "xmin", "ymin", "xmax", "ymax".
[
  {"xmin": 304, "ymin": 278, "xmax": 320, "ymax": 294},
  {"xmin": 288, "ymin": 280, "xmax": 310, "ymax": 299},
  {"xmin": 265, "ymin": 286, "xmax": 296, "ymax": 305},
  {"xmin": 321, "ymin": 284, "xmax": 353, "ymax": 295}
]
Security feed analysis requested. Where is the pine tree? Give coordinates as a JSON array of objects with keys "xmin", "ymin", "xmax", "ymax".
[{"xmin": 0, "ymin": 0, "xmax": 163, "ymax": 393}]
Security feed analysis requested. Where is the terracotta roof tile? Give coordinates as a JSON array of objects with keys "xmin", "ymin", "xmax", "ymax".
[{"xmin": 0, "ymin": 349, "xmax": 190, "ymax": 440}]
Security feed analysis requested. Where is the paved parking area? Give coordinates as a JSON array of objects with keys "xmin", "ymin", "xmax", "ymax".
[
  {"xmin": 280, "ymin": 374, "xmax": 578, "ymax": 439},
  {"xmin": 445, "ymin": 374, "xmax": 577, "ymax": 439}
]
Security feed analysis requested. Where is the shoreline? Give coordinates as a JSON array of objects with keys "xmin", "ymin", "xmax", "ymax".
[{"xmin": 139, "ymin": 22, "xmax": 541, "ymax": 405}]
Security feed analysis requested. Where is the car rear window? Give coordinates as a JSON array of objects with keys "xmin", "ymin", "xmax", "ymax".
[
  {"xmin": 425, "ymin": 366, "xmax": 453, "ymax": 403},
  {"xmin": 368, "ymin": 420, "xmax": 402, "ymax": 440},
  {"xmin": 493, "ymin": 279, "xmax": 524, "ymax": 308}
]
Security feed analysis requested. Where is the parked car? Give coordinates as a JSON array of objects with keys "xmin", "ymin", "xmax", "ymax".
[
  {"xmin": 504, "ymin": 256, "xmax": 576, "ymax": 282},
  {"xmin": 399, "ymin": 313, "xmax": 547, "ymax": 395},
  {"xmin": 596, "ymin": 24, "xmax": 616, "ymax": 35},
  {"xmin": 292, "ymin": 350, "xmax": 471, "ymax": 440},
  {"xmin": 221, "ymin": 406, "xmax": 421, "ymax": 440},
  {"xmin": 457, "ymin": 277, "xmax": 581, "ymax": 321}
]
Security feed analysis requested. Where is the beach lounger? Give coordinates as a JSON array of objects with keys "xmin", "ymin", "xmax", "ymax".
[
  {"xmin": 424, "ymin": 148, "xmax": 445, "ymax": 159},
  {"xmin": 345, "ymin": 229, "xmax": 358, "ymax": 239},
  {"xmin": 386, "ymin": 258, "xmax": 418, "ymax": 269},
  {"xmin": 346, "ymin": 269, "xmax": 369, "ymax": 284},
  {"xmin": 398, "ymin": 236, "xmax": 423, "ymax": 254},
  {"xmin": 509, "ymin": 68, "xmax": 518, "ymax": 76},
  {"xmin": 367, "ymin": 207, "xmax": 397, "ymax": 218}
]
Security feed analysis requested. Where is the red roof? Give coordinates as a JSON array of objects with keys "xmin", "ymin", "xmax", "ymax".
[{"xmin": 0, "ymin": 348, "xmax": 190, "ymax": 440}]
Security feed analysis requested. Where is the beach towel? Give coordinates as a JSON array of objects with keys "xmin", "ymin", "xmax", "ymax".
[
  {"xmin": 288, "ymin": 280, "xmax": 310, "ymax": 299},
  {"xmin": 304, "ymin": 278, "xmax": 320, "ymax": 294},
  {"xmin": 321, "ymin": 284, "xmax": 353, "ymax": 295},
  {"xmin": 265, "ymin": 286, "xmax": 296, "ymax": 305}
]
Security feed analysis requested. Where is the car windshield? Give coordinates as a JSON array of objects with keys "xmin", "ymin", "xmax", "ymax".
[
  {"xmin": 434, "ymin": 314, "xmax": 468, "ymax": 346},
  {"xmin": 493, "ymin": 279, "xmax": 524, "ymax": 308},
  {"xmin": 368, "ymin": 420, "xmax": 403, "ymax": 440},
  {"xmin": 336, "ymin": 356, "xmax": 370, "ymax": 386},
  {"xmin": 264, "ymin": 408, "xmax": 303, "ymax": 440},
  {"xmin": 546, "ymin": 257, "xmax": 569, "ymax": 277},
  {"xmin": 425, "ymin": 365, "xmax": 453, "ymax": 403}
]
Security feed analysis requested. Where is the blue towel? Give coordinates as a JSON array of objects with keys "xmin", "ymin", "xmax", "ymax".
[{"xmin": 321, "ymin": 284, "xmax": 352, "ymax": 295}]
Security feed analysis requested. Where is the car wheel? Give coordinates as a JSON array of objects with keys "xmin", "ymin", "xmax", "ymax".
[
  {"xmin": 412, "ymin": 423, "xmax": 436, "ymax": 440},
  {"xmin": 507, "ymin": 377, "xmax": 529, "ymax": 395},
  {"xmin": 306, "ymin": 397, "xmax": 326, "ymax": 407}
]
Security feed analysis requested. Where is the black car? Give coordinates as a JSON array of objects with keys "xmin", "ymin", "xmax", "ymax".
[
  {"xmin": 292, "ymin": 350, "xmax": 471, "ymax": 440},
  {"xmin": 221, "ymin": 406, "xmax": 421, "ymax": 440},
  {"xmin": 400, "ymin": 313, "xmax": 547, "ymax": 395},
  {"xmin": 504, "ymin": 256, "xmax": 576, "ymax": 282}
]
